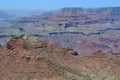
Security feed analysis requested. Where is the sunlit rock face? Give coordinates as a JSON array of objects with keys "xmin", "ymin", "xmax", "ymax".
[
  {"xmin": 0, "ymin": 35, "xmax": 120, "ymax": 80},
  {"xmin": 0, "ymin": 7, "xmax": 120, "ymax": 55}
]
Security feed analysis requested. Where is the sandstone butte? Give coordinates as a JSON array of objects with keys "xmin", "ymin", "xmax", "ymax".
[{"xmin": 0, "ymin": 34, "xmax": 120, "ymax": 80}]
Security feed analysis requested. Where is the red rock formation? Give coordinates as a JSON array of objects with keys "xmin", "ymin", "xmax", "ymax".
[{"xmin": 0, "ymin": 36, "xmax": 119, "ymax": 80}]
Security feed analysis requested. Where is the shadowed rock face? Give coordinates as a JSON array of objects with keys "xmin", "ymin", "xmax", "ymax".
[{"xmin": 0, "ymin": 35, "xmax": 120, "ymax": 80}]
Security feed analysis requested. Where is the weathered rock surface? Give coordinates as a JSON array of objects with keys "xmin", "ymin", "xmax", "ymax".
[
  {"xmin": 0, "ymin": 7, "xmax": 120, "ymax": 55},
  {"xmin": 0, "ymin": 35, "xmax": 120, "ymax": 80},
  {"xmin": 18, "ymin": 7, "xmax": 120, "ymax": 27}
]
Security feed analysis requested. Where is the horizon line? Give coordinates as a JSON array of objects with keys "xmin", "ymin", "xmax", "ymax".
[{"xmin": 0, "ymin": 6, "xmax": 120, "ymax": 10}]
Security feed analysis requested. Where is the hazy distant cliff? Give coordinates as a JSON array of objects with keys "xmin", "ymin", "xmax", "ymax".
[
  {"xmin": 0, "ymin": 7, "xmax": 120, "ymax": 55},
  {"xmin": 18, "ymin": 7, "xmax": 120, "ymax": 27}
]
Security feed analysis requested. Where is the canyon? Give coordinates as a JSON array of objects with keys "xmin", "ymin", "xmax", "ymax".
[{"xmin": 0, "ymin": 7, "xmax": 120, "ymax": 55}]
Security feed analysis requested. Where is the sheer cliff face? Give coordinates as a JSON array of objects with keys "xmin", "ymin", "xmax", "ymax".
[
  {"xmin": 18, "ymin": 7, "xmax": 120, "ymax": 27},
  {"xmin": 0, "ymin": 7, "xmax": 120, "ymax": 80},
  {"xmin": 41, "ymin": 31, "xmax": 120, "ymax": 55},
  {"xmin": 0, "ymin": 7, "xmax": 120, "ymax": 55},
  {"xmin": 0, "ymin": 36, "xmax": 120, "ymax": 80},
  {"xmin": 37, "ymin": 7, "xmax": 120, "ymax": 55}
]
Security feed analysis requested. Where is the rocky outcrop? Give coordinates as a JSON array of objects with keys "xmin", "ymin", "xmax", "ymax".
[
  {"xmin": 0, "ymin": 35, "xmax": 78, "ymax": 80},
  {"xmin": 0, "ymin": 35, "xmax": 120, "ymax": 80}
]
